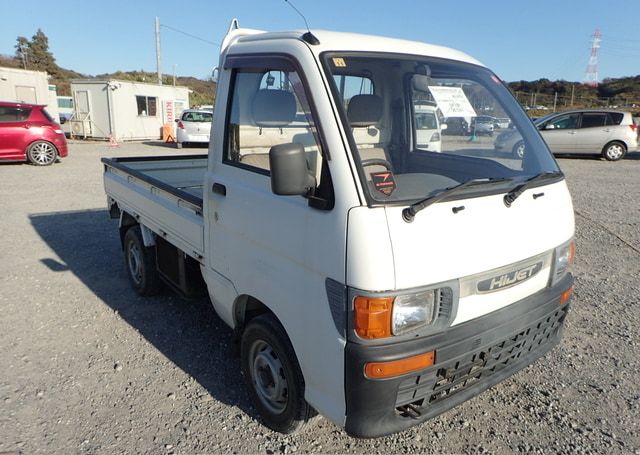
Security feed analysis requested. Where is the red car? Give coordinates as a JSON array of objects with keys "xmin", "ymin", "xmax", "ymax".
[{"xmin": 0, "ymin": 101, "xmax": 68, "ymax": 166}]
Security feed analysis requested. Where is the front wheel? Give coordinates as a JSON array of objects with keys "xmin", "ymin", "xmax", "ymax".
[
  {"xmin": 27, "ymin": 141, "xmax": 58, "ymax": 166},
  {"xmin": 602, "ymin": 141, "xmax": 626, "ymax": 161},
  {"xmin": 241, "ymin": 313, "xmax": 312, "ymax": 433}
]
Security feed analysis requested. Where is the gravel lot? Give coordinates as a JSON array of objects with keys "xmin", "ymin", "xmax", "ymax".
[{"xmin": 1, "ymin": 141, "xmax": 639, "ymax": 454}]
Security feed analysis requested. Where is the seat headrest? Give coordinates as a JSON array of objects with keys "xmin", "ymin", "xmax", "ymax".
[
  {"xmin": 251, "ymin": 89, "xmax": 297, "ymax": 127},
  {"xmin": 347, "ymin": 94, "xmax": 383, "ymax": 127}
]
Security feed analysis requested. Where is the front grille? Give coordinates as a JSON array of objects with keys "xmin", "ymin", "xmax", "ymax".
[{"xmin": 395, "ymin": 305, "xmax": 568, "ymax": 418}]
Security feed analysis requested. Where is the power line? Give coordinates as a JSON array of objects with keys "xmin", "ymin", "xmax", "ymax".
[{"xmin": 160, "ymin": 24, "xmax": 219, "ymax": 47}]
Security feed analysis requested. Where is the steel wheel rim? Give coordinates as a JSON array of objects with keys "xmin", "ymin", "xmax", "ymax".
[
  {"xmin": 31, "ymin": 142, "xmax": 55, "ymax": 164},
  {"xmin": 606, "ymin": 144, "xmax": 623, "ymax": 160},
  {"xmin": 249, "ymin": 339, "xmax": 288, "ymax": 414},
  {"xmin": 127, "ymin": 242, "xmax": 143, "ymax": 285},
  {"xmin": 515, "ymin": 143, "xmax": 525, "ymax": 158}
]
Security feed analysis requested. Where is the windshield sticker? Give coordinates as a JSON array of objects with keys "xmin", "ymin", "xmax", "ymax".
[
  {"xmin": 371, "ymin": 172, "xmax": 397, "ymax": 196},
  {"xmin": 332, "ymin": 57, "xmax": 347, "ymax": 68}
]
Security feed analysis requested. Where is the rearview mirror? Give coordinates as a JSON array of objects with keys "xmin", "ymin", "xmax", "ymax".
[
  {"xmin": 440, "ymin": 123, "xmax": 448, "ymax": 131},
  {"xmin": 412, "ymin": 74, "xmax": 431, "ymax": 93},
  {"xmin": 269, "ymin": 143, "xmax": 316, "ymax": 196}
]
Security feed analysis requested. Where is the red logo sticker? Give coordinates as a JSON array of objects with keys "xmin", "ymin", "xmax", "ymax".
[{"xmin": 371, "ymin": 172, "xmax": 397, "ymax": 196}]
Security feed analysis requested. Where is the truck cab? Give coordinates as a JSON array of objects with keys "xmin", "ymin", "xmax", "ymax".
[{"xmin": 103, "ymin": 24, "xmax": 575, "ymax": 438}]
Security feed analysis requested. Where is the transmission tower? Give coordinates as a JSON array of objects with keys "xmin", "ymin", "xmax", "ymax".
[{"xmin": 583, "ymin": 29, "xmax": 601, "ymax": 87}]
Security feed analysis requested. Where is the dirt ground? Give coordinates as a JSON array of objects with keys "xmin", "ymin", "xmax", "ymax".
[{"xmin": 1, "ymin": 141, "xmax": 639, "ymax": 454}]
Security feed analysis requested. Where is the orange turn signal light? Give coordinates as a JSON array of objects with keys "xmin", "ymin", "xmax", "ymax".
[
  {"xmin": 560, "ymin": 287, "xmax": 573, "ymax": 305},
  {"xmin": 365, "ymin": 351, "xmax": 436, "ymax": 379},
  {"xmin": 354, "ymin": 296, "xmax": 393, "ymax": 339}
]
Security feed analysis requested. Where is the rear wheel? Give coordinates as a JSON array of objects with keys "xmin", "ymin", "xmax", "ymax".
[
  {"xmin": 123, "ymin": 226, "xmax": 162, "ymax": 296},
  {"xmin": 27, "ymin": 141, "xmax": 58, "ymax": 166},
  {"xmin": 241, "ymin": 313, "xmax": 312, "ymax": 433},
  {"xmin": 602, "ymin": 141, "xmax": 626, "ymax": 161}
]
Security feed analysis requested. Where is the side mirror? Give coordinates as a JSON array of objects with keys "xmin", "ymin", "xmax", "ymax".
[
  {"xmin": 440, "ymin": 123, "xmax": 448, "ymax": 131},
  {"xmin": 269, "ymin": 143, "xmax": 316, "ymax": 196},
  {"xmin": 545, "ymin": 124, "xmax": 555, "ymax": 130},
  {"xmin": 174, "ymin": 118, "xmax": 179, "ymax": 123}
]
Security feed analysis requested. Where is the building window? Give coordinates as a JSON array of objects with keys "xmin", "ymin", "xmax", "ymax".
[{"xmin": 136, "ymin": 95, "xmax": 157, "ymax": 116}]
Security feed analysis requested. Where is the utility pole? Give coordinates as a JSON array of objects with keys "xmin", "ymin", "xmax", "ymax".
[
  {"xmin": 553, "ymin": 92, "xmax": 558, "ymax": 112},
  {"xmin": 155, "ymin": 16, "xmax": 162, "ymax": 85},
  {"xmin": 570, "ymin": 84, "xmax": 575, "ymax": 107},
  {"xmin": 173, "ymin": 64, "xmax": 177, "ymax": 86}
]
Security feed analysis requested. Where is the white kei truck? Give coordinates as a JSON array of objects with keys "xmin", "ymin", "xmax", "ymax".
[{"xmin": 102, "ymin": 22, "xmax": 576, "ymax": 438}]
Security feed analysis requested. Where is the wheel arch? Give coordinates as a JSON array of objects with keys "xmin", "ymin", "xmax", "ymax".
[
  {"xmin": 233, "ymin": 294, "xmax": 274, "ymax": 332},
  {"xmin": 118, "ymin": 211, "xmax": 139, "ymax": 249}
]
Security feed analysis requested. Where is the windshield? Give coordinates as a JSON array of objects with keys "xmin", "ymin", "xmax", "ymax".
[{"xmin": 323, "ymin": 53, "xmax": 559, "ymax": 204}]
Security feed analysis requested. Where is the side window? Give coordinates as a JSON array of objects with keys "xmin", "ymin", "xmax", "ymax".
[
  {"xmin": 580, "ymin": 113, "xmax": 608, "ymax": 128},
  {"xmin": 547, "ymin": 113, "xmax": 579, "ymax": 130},
  {"xmin": 225, "ymin": 66, "xmax": 324, "ymax": 180},
  {"xmin": 609, "ymin": 112, "xmax": 624, "ymax": 125},
  {"xmin": 0, "ymin": 106, "xmax": 31, "ymax": 122}
]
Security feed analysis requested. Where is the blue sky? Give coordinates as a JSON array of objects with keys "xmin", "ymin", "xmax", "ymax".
[{"xmin": 1, "ymin": 0, "xmax": 637, "ymax": 82}]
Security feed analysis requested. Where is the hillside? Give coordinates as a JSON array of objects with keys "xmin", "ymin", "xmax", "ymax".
[
  {"xmin": 1, "ymin": 54, "xmax": 215, "ymax": 106},
  {"xmin": 507, "ymin": 77, "xmax": 640, "ymax": 113}
]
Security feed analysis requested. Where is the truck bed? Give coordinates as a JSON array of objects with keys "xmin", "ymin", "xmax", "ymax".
[{"xmin": 102, "ymin": 155, "xmax": 207, "ymax": 261}]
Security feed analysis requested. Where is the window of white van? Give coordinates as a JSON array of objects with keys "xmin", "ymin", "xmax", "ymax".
[{"xmin": 323, "ymin": 53, "xmax": 561, "ymax": 204}]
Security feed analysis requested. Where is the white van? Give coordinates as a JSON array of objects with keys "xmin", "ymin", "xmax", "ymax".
[{"xmin": 414, "ymin": 103, "xmax": 442, "ymax": 152}]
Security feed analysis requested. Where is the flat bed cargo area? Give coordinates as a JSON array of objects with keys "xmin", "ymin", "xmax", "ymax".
[{"xmin": 102, "ymin": 154, "xmax": 207, "ymax": 261}]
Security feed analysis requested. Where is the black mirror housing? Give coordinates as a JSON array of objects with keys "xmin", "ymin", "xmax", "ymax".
[{"xmin": 269, "ymin": 143, "xmax": 316, "ymax": 196}]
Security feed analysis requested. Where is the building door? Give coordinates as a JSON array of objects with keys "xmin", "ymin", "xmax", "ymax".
[{"xmin": 15, "ymin": 86, "xmax": 37, "ymax": 104}]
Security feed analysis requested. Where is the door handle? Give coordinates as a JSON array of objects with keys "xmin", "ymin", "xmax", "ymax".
[{"xmin": 212, "ymin": 182, "xmax": 227, "ymax": 196}]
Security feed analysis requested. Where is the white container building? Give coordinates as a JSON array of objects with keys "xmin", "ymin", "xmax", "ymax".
[
  {"xmin": 69, "ymin": 79, "xmax": 190, "ymax": 141},
  {"xmin": 0, "ymin": 66, "xmax": 60, "ymax": 122}
]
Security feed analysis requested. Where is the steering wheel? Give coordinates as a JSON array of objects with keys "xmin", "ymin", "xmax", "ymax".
[{"xmin": 361, "ymin": 158, "xmax": 392, "ymax": 170}]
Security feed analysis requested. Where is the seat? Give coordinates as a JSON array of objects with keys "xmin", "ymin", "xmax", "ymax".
[
  {"xmin": 238, "ymin": 89, "xmax": 297, "ymax": 170},
  {"xmin": 347, "ymin": 94, "xmax": 389, "ymax": 173}
]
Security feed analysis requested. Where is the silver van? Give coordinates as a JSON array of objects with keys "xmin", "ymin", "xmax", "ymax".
[{"xmin": 496, "ymin": 109, "xmax": 639, "ymax": 161}]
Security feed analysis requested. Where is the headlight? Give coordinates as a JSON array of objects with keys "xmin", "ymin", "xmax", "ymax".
[
  {"xmin": 550, "ymin": 239, "xmax": 575, "ymax": 287},
  {"xmin": 430, "ymin": 132, "xmax": 441, "ymax": 142},
  {"xmin": 392, "ymin": 290, "xmax": 437, "ymax": 335},
  {"xmin": 353, "ymin": 286, "xmax": 455, "ymax": 340}
]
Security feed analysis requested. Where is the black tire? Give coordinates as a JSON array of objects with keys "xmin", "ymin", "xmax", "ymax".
[
  {"xmin": 27, "ymin": 141, "xmax": 58, "ymax": 166},
  {"xmin": 123, "ymin": 226, "xmax": 162, "ymax": 296},
  {"xmin": 241, "ymin": 313, "xmax": 312, "ymax": 434},
  {"xmin": 513, "ymin": 141, "xmax": 526, "ymax": 159},
  {"xmin": 602, "ymin": 141, "xmax": 626, "ymax": 161}
]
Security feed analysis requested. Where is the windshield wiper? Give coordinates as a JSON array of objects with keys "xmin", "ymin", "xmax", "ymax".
[
  {"xmin": 503, "ymin": 171, "xmax": 563, "ymax": 207},
  {"xmin": 402, "ymin": 177, "xmax": 512, "ymax": 223}
]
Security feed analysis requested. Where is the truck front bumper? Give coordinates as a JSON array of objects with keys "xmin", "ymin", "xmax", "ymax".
[{"xmin": 344, "ymin": 275, "xmax": 573, "ymax": 438}]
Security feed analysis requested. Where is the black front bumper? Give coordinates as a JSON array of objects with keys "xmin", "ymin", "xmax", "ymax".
[{"xmin": 344, "ymin": 275, "xmax": 573, "ymax": 438}]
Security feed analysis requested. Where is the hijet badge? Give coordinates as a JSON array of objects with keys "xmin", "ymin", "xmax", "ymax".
[{"xmin": 371, "ymin": 172, "xmax": 397, "ymax": 196}]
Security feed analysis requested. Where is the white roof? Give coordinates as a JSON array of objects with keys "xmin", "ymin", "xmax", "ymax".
[{"xmin": 231, "ymin": 29, "xmax": 483, "ymax": 67}]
